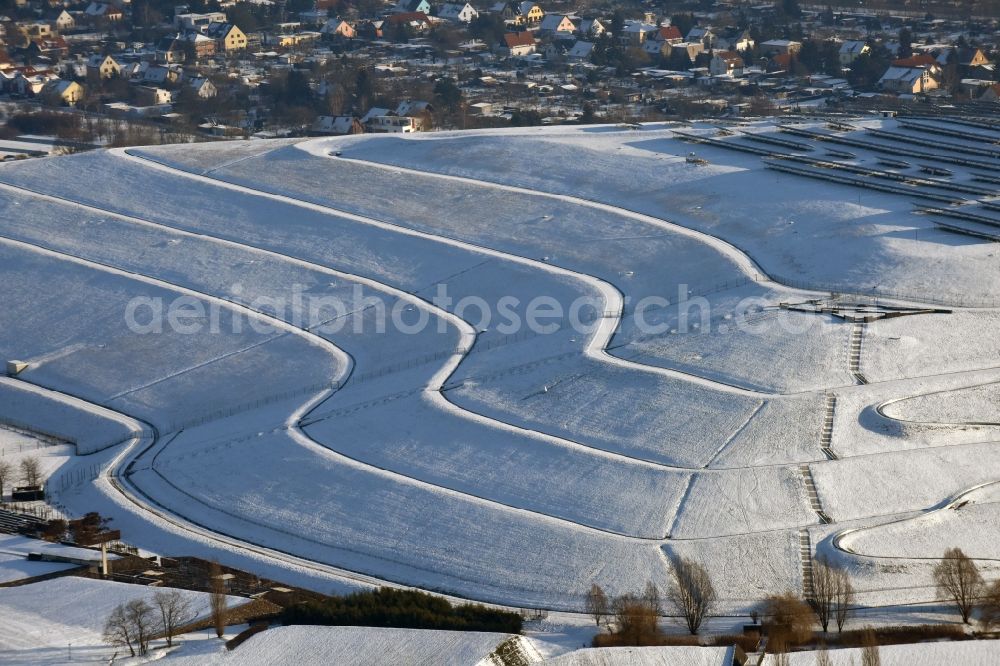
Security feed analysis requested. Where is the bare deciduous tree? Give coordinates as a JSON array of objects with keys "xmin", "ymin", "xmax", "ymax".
[
  {"xmin": 209, "ymin": 561, "xmax": 228, "ymax": 638},
  {"xmin": 19, "ymin": 456, "xmax": 41, "ymax": 487},
  {"xmin": 811, "ymin": 556, "xmax": 836, "ymax": 633},
  {"xmin": 585, "ymin": 583, "xmax": 609, "ymax": 628},
  {"xmin": 860, "ymin": 626, "xmax": 881, "ymax": 666},
  {"xmin": 103, "ymin": 603, "xmax": 136, "ymax": 657},
  {"xmin": 934, "ymin": 547, "xmax": 984, "ymax": 624},
  {"xmin": 643, "ymin": 580, "xmax": 662, "ymax": 616},
  {"xmin": 153, "ymin": 589, "xmax": 194, "ymax": 647},
  {"xmin": 0, "ymin": 460, "xmax": 12, "ymax": 498},
  {"xmin": 124, "ymin": 598, "xmax": 154, "ymax": 656},
  {"xmin": 103, "ymin": 598, "xmax": 154, "ymax": 657},
  {"xmin": 667, "ymin": 557, "xmax": 716, "ymax": 635},
  {"xmin": 834, "ymin": 566, "xmax": 855, "ymax": 632}
]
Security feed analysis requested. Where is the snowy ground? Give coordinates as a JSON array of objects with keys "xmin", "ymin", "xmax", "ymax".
[
  {"xmin": 0, "ymin": 577, "xmax": 242, "ymax": 665},
  {"xmin": 162, "ymin": 625, "xmax": 530, "ymax": 666},
  {"xmin": 765, "ymin": 640, "xmax": 1000, "ymax": 666},
  {"xmin": 0, "ymin": 118, "xmax": 998, "ymax": 622}
]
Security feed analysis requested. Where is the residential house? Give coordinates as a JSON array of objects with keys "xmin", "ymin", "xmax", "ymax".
[
  {"xmin": 538, "ymin": 14, "xmax": 575, "ymax": 37},
  {"xmin": 670, "ymin": 41, "xmax": 704, "ymax": 62},
  {"xmin": 654, "ymin": 25, "xmax": 683, "ymax": 44},
  {"xmin": 20, "ymin": 21, "xmax": 52, "ymax": 38},
  {"xmin": 174, "ymin": 11, "xmax": 227, "ymax": 31},
  {"xmin": 53, "ymin": 10, "xmax": 74, "ymax": 31},
  {"xmin": 468, "ymin": 101, "xmax": 492, "ymax": 115},
  {"xmin": 543, "ymin": 40, "xmax": 569, "ymax": 59},
  {"xmin": 143, "ymin": 63, "xmax": 183, "ymax": 85},
  {"xmin": 710, "ymin": 51, "xmax": 744, "ymax": 77},
  {"xmin": 205, "ymin": 23, "xmax": 248, "ymax": 52},
  {"xmin": 929, "ymin": 46, "xmax": 990, "ymax": 69},
  {"xmin": 187, "ymin": 76, "xmax": 216, "ymax": 98},
  {"xmin": 759, "ymin": 39, "xmax": 801, "ymax": 56},
  {"xmin": 498, "ymin": 31, "xmax": 535, "ymax": 57},
  {"xmin": 576, "ymin": 18, "xmax": 604, "ymax": 38},
  {"xmin": 184, "ymin": 31, "xmax": 217, "ymax": 57},
  {"xmin": 385, "ymin": 12, "xmax": 432, "ymax": 34},
  {"xmin": 84, "ymin": 2, "xmax": 123, "ymax": 22},
  {"xmin": 567, "ymin": 40, "xmax": 592, "ymax": 61},
  {"xmin": 395, "ymin": 99, "xmax": 433, "ymax": 129},
  {"xmin": 878, "ymin": 65, "xmax": 938, "ymax": 94},
  {"xmin": 368, "ymin": 115, "xmax": 418, "ymax": 132},
  {"xmin": 156, "ymin": 35, "xmax": 186, "ymax": 63},
  {"xmin": 28, "ymin": 35, "xmax": 68, "ymax": 58},
  {"xmin": 10, "ymin": 68, "xmax": 58, "ymax": 96},
  {"xmin": 957, "ymin": 47, "xmax": 990, "ymax": 68},
  {"xmin": 496, "ymin": 1, "xmax": 543, "ymax": 27},
  {"xmin": 437, "ymin": 2, "xmax": 477, "ymax": 23},
  {"xmin": 686, "ymin": 26, "xmax": 715, "ymax": 49},
  {"xmin": 731, "ymin": 28, "xmax": 754, "ymax": 52},
  {"xmin": 642, "ymin": 39, "xmax": 668, "ymax": 57},
  {"xmin": 41, "ymin": 78, "xmax": 83, "ymax": 105},
  {"xmin": 980, "ymin": 82, "xmax": 1000, "ymax": 101},
  {"xmin": 86, "ymin": 54, "xmax": 120, "ymax": 78},
  {"xmin": 769, "ymin": 52, "xmax": 795, "ymax": 72},
  {"xmin": 619, "ymin": 21, "xmax": 656, "ymax": 47},
  {"xmin": 355, "ymin": 20, "xmax": 384, "ymax": 40},
  {"xmin": 395, "ymin": 99, "xmax": 432, "ymax": 116},
  {"xmin": 838, "ymin": 40, "xmax": 868, "ymax": 66},
  {"xmin": 135, "ymin": 85, "xmax": 172, "ymax": 105},
  {"xmin": 321, "ymin": 19, "xmax": 355, "ymax": 38},
  {"xmin": 117, "ymin": 60, "xmax": 141, "ymax": 78},
  {"xmin": 312, "ymin": 115, "xmax": 364, "ymax": 134},
  {"xmin": 360, "ymin": 107, "xmax": 391, "ymax": 123},
  {"xmin": 0, "ymin": 68, "xmax": 15, "ymax": 94},
  {"xmin": 393, "ymin": 0, "xmax": 431, "ymax": 14},
  {"xmin": 892, "ymin": 54, "xmax": 943, "ymax": 86}
]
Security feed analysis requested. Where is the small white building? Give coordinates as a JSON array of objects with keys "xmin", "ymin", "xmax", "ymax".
[
  {"xmin": 187, "ymin": 76, "xmax": 217, "ymax": 98},
  {"xmin": 709, "ymin": 51, "xmax": 744, "ymax": 77},
  {"xmin": 437, "ymin": 2, "xmax": 477, "ymax": 23},
  {"xmin": 368, "ymin": 115, "xmax": 417, "ymax": 133}
]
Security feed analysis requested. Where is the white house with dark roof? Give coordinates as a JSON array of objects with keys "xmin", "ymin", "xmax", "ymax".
[
  {"xmin": 878, "ymin": 65, "xmax": 937, "ymax": 94},
  {"xmin": 437, "ymin": 2, "xmax": 477, "ymax": 23},
  {"xmin": 839, "ymin": 40, "xmax": 869, "ymax": 65},
  {"xmin": 538, "ymin": 14, "xmax": 576, "ymax": 36}
]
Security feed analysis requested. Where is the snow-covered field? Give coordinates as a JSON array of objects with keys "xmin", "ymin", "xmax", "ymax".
[
  {"xmin": 766, "ymin": 640, "xmax": 1000, "ymax": 666},
  {"xmin": 543, "ymin": 645, "xmax": 734, "ymax": 666},
  {"xmin": 0, "ymin": 577, "xmax": 241, "ymax": 664},
  {"xmin": 164, "ymin": 625, "xmax": 529, "ymax": 666},
  {"xmin": 0, "ymin": 118, "xmax": 998, "ymax": 624}
]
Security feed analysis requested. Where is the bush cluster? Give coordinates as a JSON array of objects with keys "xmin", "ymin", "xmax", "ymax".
[{"xmin": 281, "ymin": 587, "xmax": 522, "ymax": 634}]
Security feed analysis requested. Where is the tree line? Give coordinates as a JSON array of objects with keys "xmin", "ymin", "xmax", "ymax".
[{"xmin": 584, "ymin": 547, "xmax": 1000, "ymax": 651}]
